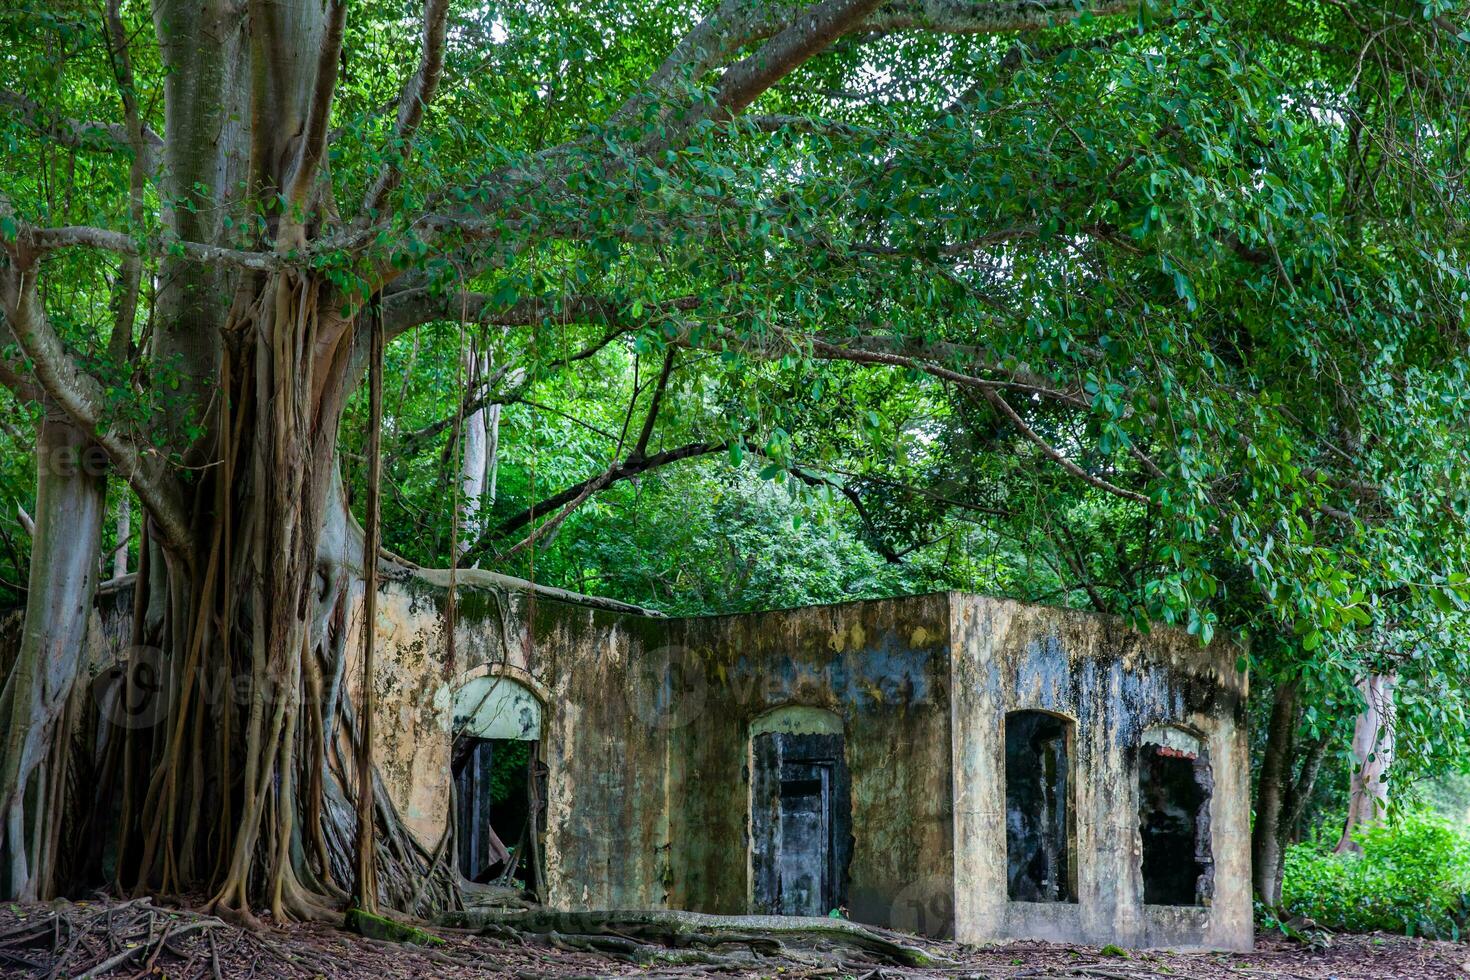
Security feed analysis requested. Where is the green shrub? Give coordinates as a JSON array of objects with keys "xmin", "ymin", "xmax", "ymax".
[{"xmin": 1278, "ymin": 811, "xmax": 1470, "ymax": 938}]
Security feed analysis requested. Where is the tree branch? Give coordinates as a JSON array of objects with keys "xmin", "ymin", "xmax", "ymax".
[
  {"xmin": 282, "ymin": 0, "xmax": 348, "ymax": 240},
  {"xmin": 0, "ymin": 90, "xmax": 161, "ymax": 170},
  {"xmin": 631, "ymin": 347, "xmax": 676, "ymax": 460},
  {"xmin": 775, "ymin": 455, "xmax": 906, "ymax": 563},
  {"xmin": 968, "ymin": 386, "xmax": 1149, "ymax": 504},
  {"xmin": 711, "ymin": 0, "xmax": 888, "ymax": 119},
  {"xmin": 103, "ymin": 0, "xmax": 149, "ymax": 362},
  {"xmin": 23, "ymin": 225, "xmax": 276, "ymax": 271},
  {"xmin": 463, "ymin": 441, "xmax": 725, "ymax": 563},
  {"xmin": 381, "ymin": 286, "xmax": 698, "ymax": 339},
  {"xmin": 860, "ymin": 0, "xmax": 1133, "ymax": 34},
  {"xmin": 385, "ymin": 311, "xmax": 645, "ymax": 461},
  {"xmin": 0, "ymin": 266, "xmax": 193, "ymax": 555},
  {"xmin": 359, "ymin": 0, "xmax": 451, "ymax": 221}
]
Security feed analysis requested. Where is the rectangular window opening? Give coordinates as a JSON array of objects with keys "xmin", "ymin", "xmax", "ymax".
[
  {"xmin": 1005, "ymin": 711, "xmax": 1077, "ymax": 903},
  {"xmin": 1138, "ymin": 737, "xmax": 1213, "ymax": 906}
]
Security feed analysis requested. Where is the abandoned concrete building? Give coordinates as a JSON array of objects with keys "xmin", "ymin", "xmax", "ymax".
[{"xmin": 351, "ymin": 570, "xmax": 1251, "ymax": 951}]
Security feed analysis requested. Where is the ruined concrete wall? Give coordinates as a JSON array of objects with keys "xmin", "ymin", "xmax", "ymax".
[
  {"xmin": 529, "ymin": 600, "xmax": 673, "ymax": 910},
  {"xmin": 359, "ymin": 580, "xmax": 956, "ymax": 932},
  {"xmin": 355, "ymin": 579, "xmax": 1249, "ymax": 948},
  {"xmin": 37, "ymin": 575, "xmax": 1251, "ymax": 950},
  {"xmin": 664, "ymin": 596, "xmax": 955, "ymax": 933},
  {"xmin": 948, "ymin": 596, "xmax": 1251, "ymax": 951},
  {"xmin": 350, "ymin": 569, "xmax": 676, "ymax": 910}
]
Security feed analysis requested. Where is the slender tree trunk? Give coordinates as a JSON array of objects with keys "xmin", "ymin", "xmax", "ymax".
[
  {"xmin": 457, "ymin": 347, "xmax": 490, "ymax": 561},
  {"xmin": 1252, "ymin": 679, "xmax": 1299, "ymax": 907},
  {"xmin": 1335, "ymin": 673, "xmax": 1396, "ymax": 854},
  {"xmin": 486, "ymin": 401, "xmax": 501, "ymax": 506},
  {"xmin": 0, "ymin": 407, "xmax": 105, "ymax": 900},
  {"xmin": 112, "ymin": 491, "xmax": 130, "ymax": 579}
]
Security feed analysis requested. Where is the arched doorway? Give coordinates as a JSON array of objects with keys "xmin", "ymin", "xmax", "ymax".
[
  {"xmin": 451, "ymin": 674, "xmax": 546, "ymax": 891},
  {"xmin": 748, "ymin": 706, "xmax": 852, "ymax": 916}
]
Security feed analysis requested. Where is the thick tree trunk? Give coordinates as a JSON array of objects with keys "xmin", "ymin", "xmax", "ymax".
[
  {"xmin": 73, "ymin": 0, "xmax": 457, "ymax": 923},
  {"xmin": 0, "ymin": 407, "xmax": 105, "ymax": 900},
  {"xmin": 1334, "ymin": 673, "xmax": 1396, "ymax": 854},
  {"xmin": 1, "ymin": 0, "xmax": 459, "ymax": 920}
]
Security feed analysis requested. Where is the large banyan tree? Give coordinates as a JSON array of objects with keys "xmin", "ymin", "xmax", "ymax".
[{"xmin": 1, "ymin": 0, "xmax": 1467, "ymax": 921}]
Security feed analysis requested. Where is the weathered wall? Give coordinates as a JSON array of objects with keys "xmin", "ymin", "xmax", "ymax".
[
  {"xmin": 948, "ymin": 596, "xmax": 1252, "ymax": 951},
  {"xmin": 361, "ymin": 582, "xmax": 1251, "ymax": 948},
  {"xmin": 344, "ymin": 568, "xmax": 675, "ymax": 911},
  {"xmin": 664, "ymin": 596, "xmax": 955, "ymax": 931},
  {"xmin": 25, "ymin": 575, "xmax": 1252, "ymax": 952},
  {"xmin": 358, "ymin": 578, "xmax": 956, "ymax": 931},
  {"xmin": 15, "ymin": 573, "xmax": 1252, "ymax": 949}
]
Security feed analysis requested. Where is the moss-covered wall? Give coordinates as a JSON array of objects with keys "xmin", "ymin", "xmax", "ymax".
[{"xmin": 355, "ymin": 577, "xmax": 957, "ymax": 930}]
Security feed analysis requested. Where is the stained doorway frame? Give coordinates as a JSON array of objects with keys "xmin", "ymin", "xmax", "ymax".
[{"xmin": 747, "ymin": 706, "xmax": 853, "ymax": 917}]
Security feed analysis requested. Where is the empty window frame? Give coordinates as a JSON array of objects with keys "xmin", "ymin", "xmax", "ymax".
[
  {"xmin": 1005, "ymin": 710, "xmax": 1077, "ymax": 902},
  {"xmin": 1138, "ymin": 726, "xmax": 1213, "ymax": 906}
]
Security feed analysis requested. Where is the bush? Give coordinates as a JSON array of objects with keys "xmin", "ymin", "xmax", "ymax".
[{"xmin": 1278, "ymin": 811, "xmax": 1470, "ymax": 938}]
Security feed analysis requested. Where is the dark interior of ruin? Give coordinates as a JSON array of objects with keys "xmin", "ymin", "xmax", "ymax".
[
  {"xmin": 1005, "ymin": 711, "xmax": 1076, "ymax": 903},
  {"xmin": 750, "ymin": 732, "xmax": 853, "ymax": 916},
  {"xmin": 1138, "ymin": 742, "xmax": 1213, "ymax": 906},
  {"xmin": 453, "ymin": 736, "xmax": 539, "ymax": 886}
]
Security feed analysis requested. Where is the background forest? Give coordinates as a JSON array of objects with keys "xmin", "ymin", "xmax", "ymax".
[{"xmin": 1, "ymin": 0, "xmax": 1469, "ymax": 941}]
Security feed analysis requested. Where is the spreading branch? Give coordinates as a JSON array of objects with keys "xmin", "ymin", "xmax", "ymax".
[
  {"xmin": 710, "ymin": 0, "xmax": 888, "ymax": 120},
  {"xmin": 463, "ymin": 441, "xmax": 726, "ymax": 564},
  {"xmin": 0, "ymin": 90, "xmax": 161, "ymax": 171},
  {"xmin": 358, "ymin": 0, "xmax": 452, "ymax": 221},
  {"xmin": 860, "ymin": 0, "xmax": 1133, "ymax": 34},
  {"xmin": 23, "ymin": 225, "xmax": 276, "ymax": 272},
  {"xmin": 0, "ymin": 266, "xmax": 193, "ymax": 555}
]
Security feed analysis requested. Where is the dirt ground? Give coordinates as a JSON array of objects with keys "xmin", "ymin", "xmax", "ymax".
[{"xmin": 1, "ymin": 899, "xmax": 1466, "ymax": 979}]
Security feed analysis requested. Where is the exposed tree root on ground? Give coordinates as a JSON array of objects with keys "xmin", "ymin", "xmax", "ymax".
[
  {"xmin": 441, "ymin": 907, "xmax": 943, "ymax": 968},
  {"xmin": 2, "ymin": 898, "xmax": 1467, "ymax": 979}
]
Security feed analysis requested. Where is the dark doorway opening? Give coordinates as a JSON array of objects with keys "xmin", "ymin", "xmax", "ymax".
[
  {"xmin": 1138, "ymin": 738, "xmax": 1212, "ymax": 906},
  {"xmin": 1005, "ymin": 710, "xmax": 1076, "ymax": 902},
  {"xmin": 750, "ymin": 731, "xmax": 852, "ymax": 916},
  {"xmin": 452, "ymin": 736, "xmax": 544, "ymax": 889}
]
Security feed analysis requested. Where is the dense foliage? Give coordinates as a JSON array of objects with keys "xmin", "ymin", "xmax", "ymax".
[{"xmin": 1277, "ymin": 812, "xmax": 1470, "ymax": 938}]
